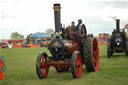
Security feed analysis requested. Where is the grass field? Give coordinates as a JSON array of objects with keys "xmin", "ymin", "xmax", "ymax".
[{"xmin": 0, "ymin": 45, "xmax": 128, "ymax": 85}]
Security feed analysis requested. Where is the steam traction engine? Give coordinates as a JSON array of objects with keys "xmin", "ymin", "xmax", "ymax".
[
  {"xmin": 107, "ymin": 19, "xmax": 128, "ymax": 58},
  {"xmin": 36, "ymin": 3, "xmax": 99, "ymax": 79}
]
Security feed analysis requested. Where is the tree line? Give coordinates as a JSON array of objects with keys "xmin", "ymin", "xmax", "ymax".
[{"xmin": 10, "ymin": 29, "xmax": 54, "ymax": 43}]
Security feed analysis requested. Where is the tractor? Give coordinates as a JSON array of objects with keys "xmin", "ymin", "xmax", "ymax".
[
  {"xmin": 107, "ymin": 19, "xmax": 128, "ymax": 58},
  {"xmin": 36, "ymin": 3, "xmax": 99, "ymax": 79}
]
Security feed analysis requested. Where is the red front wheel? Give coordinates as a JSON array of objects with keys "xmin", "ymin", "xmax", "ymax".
[
  {"xmin": 36, "ymin": 52, "xmax": 49, "ymax": 79},
  {"xmin": 71, "ymin": 51, "xmax": 83, "ymax": 78}
]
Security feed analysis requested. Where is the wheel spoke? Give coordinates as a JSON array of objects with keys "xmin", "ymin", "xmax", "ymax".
[
  {"xmin": 81, "ymin": 28, "xmax": 86, "ymax": 44},
  {"xmin": 42, "ymin": 68, "xmax": 45, "ymax": 75},
  {"xmin": 93, "ymin": 48, "xmax": 97, "ymax": 67},
  {"xmin": 81, "ymin": 34, "xmax": 86, "ymax": 38},
  {"xmin": 40, "ymin": 63, "xmax": 43, "ymax": 68},
  {"xmin": 76, "ymin": 54, "xmax": 82, "ymax": 77},
  {"xmin": 76, "ymin": 66, "xmax": 79, "ymax": 75},
  {"xmin": 93, "ymin": 58, "xmax": 97, "ymax": 64},
  {"xmin": 75, "ymin": 61, "xmax": 79, "ymax": 67},
  {"xmin": 79, "ymin": 25, "xmax": 86, "ymax": 45},
  {"xmin": 83, "ymin": 27, "xmax": 85, "ymax": 33},
  {"xmin": 78, "ymin": 65, "xmax": 82, "ymax": 77},
  {"xmin": 42, "ymin": 57, "xmax": 46, "ymax": 62},
  {"xmin": 93, "ymin": 51, "xmax": 96, "ymax": 56}
]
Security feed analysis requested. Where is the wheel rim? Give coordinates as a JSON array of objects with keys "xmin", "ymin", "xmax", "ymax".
[
  {"xmin": 36, "ymin": 52, "xmax": 49, "ymax": 78},
  {"xmin": 92, "ymin": 39, "xmax": 99, "ymax": 71},
  {"xmin": 75, "ymin": 53, "xmax": 82, "ymax": 78},
  {"xmin": 71, "ymin": 51, "xmax": 83, "ymax": 78}
]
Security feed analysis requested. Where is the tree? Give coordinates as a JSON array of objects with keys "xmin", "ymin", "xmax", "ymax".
[
  {"xmin": 11, "ymin": 32, "xmax": 24, "ymax": 39},
  {"xmin": 45, "ymin": 29, "xmax": 54, "ymax": 34},
  {"xmin": 26, "ymin": 33, "xmax": 32, "ymax": 44}
]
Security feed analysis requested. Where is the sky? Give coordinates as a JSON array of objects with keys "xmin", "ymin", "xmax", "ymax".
[{"xmin": 0, "ymin": 0, "xmax": 128, "ymax": 39}]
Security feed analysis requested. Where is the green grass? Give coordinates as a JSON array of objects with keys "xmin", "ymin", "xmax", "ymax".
[{"xmin": 0, "ymin": 45, "xmax": 128, "ymax": 85}]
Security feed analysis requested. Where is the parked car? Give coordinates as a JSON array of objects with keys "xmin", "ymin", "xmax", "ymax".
[{"xmin": 1, "ymin": 42, "xmax": 8, "ymax": 48}]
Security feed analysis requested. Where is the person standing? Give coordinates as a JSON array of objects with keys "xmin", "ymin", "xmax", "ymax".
[
  {"xmin": 70, "ymin": 21, "xmax": 75, "ymax": 32},
  {"xmin": 76, "ymin": 19, "xmax": 82, "ymax": 31}
]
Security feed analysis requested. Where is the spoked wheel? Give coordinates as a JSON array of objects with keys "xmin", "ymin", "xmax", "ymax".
[
  {"xmin": 36, "ymin": 52, "xmax": 49, "ymax": 79},
  {"xmin": 84, "ymin": 36, "xmax": 99, "ymax": 72},
  {"xmin": 125, "ymin": 42, "xmax": 128, "ymax": 57},
  {"xmin": 107, "ymin": 38, "xmax": 112, "ymax": 58},
  {"xmin": 92, "ymin": 38, "xmax": 99, "ymax": 70},
  {"xmin": 125, "ymin": 37, "xmax": 128, "ymax": 57},
  {"xmin": 78, "ymin": 24, "xmax": 87, "ymax": 46},
  {"xmin": 55, "ymin": 66, "xmax": 69, "ymax": 72},
  {"xmin": 71, "ymin": 51, "xmax": 83, "ymax": 78},
  {"xmin": 78, "ymin": 24, "xmax": 87, "ymax": 63}
]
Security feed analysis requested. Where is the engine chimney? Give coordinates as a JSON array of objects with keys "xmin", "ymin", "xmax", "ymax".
[
  {"xmin": 116, "ymin": 19, "xmax": 120, "ymax": 32},
  {"xmin": 53, "ymin": 3, "xmax": 61, "ymax": 32}
]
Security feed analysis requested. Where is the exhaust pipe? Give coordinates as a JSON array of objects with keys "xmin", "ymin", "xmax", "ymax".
[
  {"xmin": 116, "ymin": 19, "xmax": 120, "ymax": 32},
  {"xmin": 53, "ymin": 3, "xmax": 61, "ymax": 32}
]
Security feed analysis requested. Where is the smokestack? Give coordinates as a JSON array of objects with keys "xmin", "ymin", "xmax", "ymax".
[
  {"xmin": 116, "ymin": 19, "xmax": 120, "ymax": 32},
  {"xmin": 53, "ymin": 3, "xmax": 61, "ymax": 32}
]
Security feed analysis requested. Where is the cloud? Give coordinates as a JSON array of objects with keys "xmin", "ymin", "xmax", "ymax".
[
  {"xmin": 83, "ymin": 16, "xmax": 114, "ymax": 35},
  {"xmin": 99, "ymin": 1, "xmax": 128, "ymax": 9},
  {"xmin": 0, "ymin": 0, "xmax": 128, "ymax": 39},
  {"xmin": 85, "ymin": 15, "xmax": 128, "ymax": 36}
]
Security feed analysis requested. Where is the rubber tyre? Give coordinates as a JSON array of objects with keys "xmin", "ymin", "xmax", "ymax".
[
  {"xmin": 83, "ymin": 36, "xmax": 99, "ymax": 72},
  {"xmin": 36, "ymin": 52, "xmax": 49, "ymax": 79}
]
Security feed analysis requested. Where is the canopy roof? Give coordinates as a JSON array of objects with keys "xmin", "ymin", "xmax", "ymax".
[{"xmin": 30, "ymin": 32, "xmax": 51, "ymax": 38}]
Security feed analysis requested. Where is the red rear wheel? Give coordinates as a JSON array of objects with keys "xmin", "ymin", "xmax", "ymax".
[
  {"xmin": 71, "ymin": 51, "xmax": 82, "ymax": 78},
  {"xmin": 92, "ymin": 39, "xmax": 99, "ymax": 70},
  {"xmin": 78, "ymin": 24, "xmax": 87, "ymax": 63},
  {"xmin": 36, "ymin": 52, "xmax": 49, "ymax": 79},
  {"xmin": 84, "ymin": 36, "xmax": 99, "ymax": 72}
]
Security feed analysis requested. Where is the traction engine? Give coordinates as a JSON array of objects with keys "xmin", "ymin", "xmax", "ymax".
[
  {"xmin": 36, "ymin": 3, "xmax": 99, "ymax": 79},
  {"xmin": 107, "ymin": 19, "xmax": 128, "ymax": 58}
]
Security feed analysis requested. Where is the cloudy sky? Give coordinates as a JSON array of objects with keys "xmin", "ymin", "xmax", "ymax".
[{"xmin": 0, "ymin": 0, "xmax": 128, "ymax": 39}]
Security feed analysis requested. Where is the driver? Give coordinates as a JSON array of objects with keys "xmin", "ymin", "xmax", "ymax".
[{"xmin": 76, "ymin": 19, "xmax": 82, "ymax": 31}]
